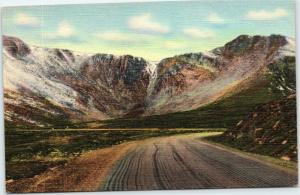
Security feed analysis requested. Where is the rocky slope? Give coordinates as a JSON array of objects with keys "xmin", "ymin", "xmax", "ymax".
[
  {"xmin": 3, "ymin": 34, "xmax": 295, "ymax": 128},
  {"xmin": 146, "ymin": 35, "xmax": 295, "ymax": 115},
  {"xmin": 3, "ymin": 36, "xmax": 151, "ymax": 128},
  {"xmin": 217, "ymin": 94, "xmax": 297, "ymax": 162}
]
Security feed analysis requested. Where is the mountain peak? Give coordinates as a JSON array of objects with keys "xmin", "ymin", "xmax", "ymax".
[
  {"xmin": 221, "ymin": 34, "xmax": 289, "ymax": 58},
  {"xmin": 3, "ymin": 35, "xmax": 31, "ymax": 58}
]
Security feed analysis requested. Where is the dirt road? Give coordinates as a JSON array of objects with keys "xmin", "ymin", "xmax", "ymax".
[{"xmin": 102, "ymin": 135, "xmax": 298, "ymax": 190}]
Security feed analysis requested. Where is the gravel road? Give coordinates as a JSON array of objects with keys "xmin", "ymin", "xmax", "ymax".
[{"xmin": 102, "ymin": 135, "xmax": 298, "ymax": 190}]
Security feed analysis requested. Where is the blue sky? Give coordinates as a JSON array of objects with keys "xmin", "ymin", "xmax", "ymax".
[{"xmin": 2, "ymin": 0, "xmax": 295, "ymax": 61}]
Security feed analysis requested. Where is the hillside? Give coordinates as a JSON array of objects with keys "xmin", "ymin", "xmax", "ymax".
[
  {"xmin": 209, "ymin": 94, "xmax": 297, "ymax": 162},
  {"xmin": 145, "ymin": 35, "xmax": 295, "ymax": 115}
]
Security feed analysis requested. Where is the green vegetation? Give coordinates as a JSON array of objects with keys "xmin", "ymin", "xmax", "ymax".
[
  {"xmin": 267, "ymin": 56, "xmax": 296, "ymax": 96},
  {"xmin": 200, "ymin": 134, "xmax": 298, "ymax": 171},
  {"xmin": 206, "ymin": 94, "xmax": 297, "ymax": 162},
  {"xmin": 203, "ymin": 57, "xmax": 297, "ymax": 162},
  {"xmin": 5, "ymin": 129, "xmax": 222, "ymax": 180}
]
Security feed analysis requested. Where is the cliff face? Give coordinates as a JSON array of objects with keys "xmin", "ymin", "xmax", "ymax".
[
  {"xmin": 3, "ymin": 34, "xmax": 295, "ymax": 128},
  {"xmin": 56, "ymin": 54, "xmax": 150, "ymax": 117}
]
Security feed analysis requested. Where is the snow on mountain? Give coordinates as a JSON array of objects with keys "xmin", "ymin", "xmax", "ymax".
[
  {"xmin": 4, "ymin": 46, "xmax": 85, "ymax": 110},
  {"xmin": 3, "ymin": 34, "xmax": 295, "ymax": 128},
  {"xmin": 274, "ymin": 37, "xmax": 295, "ymax": 60},
  {"xmin": 3, "ymin": 36, "xmax": 150, "ymax": 127}
]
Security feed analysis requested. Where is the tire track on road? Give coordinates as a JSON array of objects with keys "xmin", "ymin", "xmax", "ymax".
[
  {"xmin": 101, "ymin": 135, "xmax": 298, "ymax": 191},
  {"xmin": 152, "ymin": 143, "xmax": 168, "ymax": 190}
]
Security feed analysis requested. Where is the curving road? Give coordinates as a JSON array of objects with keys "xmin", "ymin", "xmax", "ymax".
[{"xmin": 101, "ymin": 135, "xmax": 298, "ymax": 191}]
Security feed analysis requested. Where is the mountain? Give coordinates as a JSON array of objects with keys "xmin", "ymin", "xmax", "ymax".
[
  {"xmin": 3, "ymin": 36, "xmax": 152, "ymax": 128},
  {"xmin": 3, "ymin": 35, "xmax": 295, "ymax": 129},
  {"xmin": 146, "ymin": 35, "xmax": 295, "ymax": 115}
]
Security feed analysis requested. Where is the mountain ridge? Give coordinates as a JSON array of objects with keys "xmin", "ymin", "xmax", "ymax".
[
  {"xmin": 3, "ymin": 34, "xmax": 295, "ymax": 128},
  {"xmin": 145, "ymin": 34, "xmax": 295, "ymax": 115}
]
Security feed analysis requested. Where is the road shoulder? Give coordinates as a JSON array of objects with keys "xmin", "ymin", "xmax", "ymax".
[
  {"xmin": 6, "ymin": 141, "xmax": 139, "ymax": 193},
  {"xmin": 196, "ymin": 133, "xmax": 298, "ymax": 175}
]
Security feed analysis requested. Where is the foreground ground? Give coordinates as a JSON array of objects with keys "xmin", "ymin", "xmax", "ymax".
[
  {"xmin": 6, "ymin": 129, "xmax": 209, "ymax": 180},
  {"xmin": 102, "ymin": 134, "xmax": 297, "ymax": 190},
  {"xmin": 7, "ymin": 132, "xmax": 297, "ymax": 193}
]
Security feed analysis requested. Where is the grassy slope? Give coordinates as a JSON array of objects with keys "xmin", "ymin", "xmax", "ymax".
[
  {"xmin": 93, "ymin": 78, "xmax": 280, "ymax": 129},
  {"xmin": 207, "ymin": 94, "xmax": 297, "ymax": 162}
]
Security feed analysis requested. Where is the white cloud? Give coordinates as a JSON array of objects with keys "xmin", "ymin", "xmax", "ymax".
[
  {"xmin": 183, "ymin": 27, "xmax": 215, "ymax": 38},
  {"xmin": 245, "ymin": 8, "xmax": 288, "ymax": 20},
  {"xmin": 164, "ymin": 41, "xmax": 186, "ymax": 49},
  {"xmin": 45, "ymin": 21, "xmax": 77, "ymax": 41},
  {"xmin": 128, "ymin": 14, "xmax": 169, "ymax": 34},
  {"xmin": 207, "ymin": 13, "xmax": 225, "ymax": 24},
  {"xmin": 14, "ymin": 13, "xmax": 39, "ymax": 27},
  {"xmin": 56, "ymin": 21, "xmax": 75, "ymax": 38},
  {"xmin": 95, "ymin": 31, "xmax": 132, "ymax": 42}
]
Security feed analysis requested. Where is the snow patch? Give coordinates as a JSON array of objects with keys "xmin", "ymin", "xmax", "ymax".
[{"xmin": 275, "ymin": 37, "xmax": 295, "ymax": 60}]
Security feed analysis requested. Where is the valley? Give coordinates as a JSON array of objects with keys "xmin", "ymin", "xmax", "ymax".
[{"xmin": 3, "ymin": 34, "xmax": 297, "ymax": 192}]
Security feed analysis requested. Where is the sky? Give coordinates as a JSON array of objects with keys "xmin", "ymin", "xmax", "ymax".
[{"xmin": 2, "ymin": 0, "xmax": 295, "ymax": 61}]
